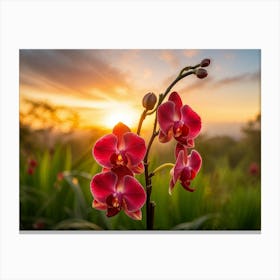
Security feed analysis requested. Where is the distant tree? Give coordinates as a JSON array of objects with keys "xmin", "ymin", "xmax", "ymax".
[
  {"xmin": 242, "ymin": 113, "xmax": 261, "ymax": 163},
  {"xmin": 228, "ymin": 113, "xmax": 261, "ymax": 168},
  {"xmin": 20, "ymin": 99, "xmax": 80, "ymax": 151},
  {"xmin": 20, "ymin": 99, "xmax": 80, "ymax": 132}
]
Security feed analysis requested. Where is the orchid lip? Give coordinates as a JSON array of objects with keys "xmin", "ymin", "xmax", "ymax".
[
  {"xmin": 106, "ymin": 193, "xmax": 122, "ymax": 209},
  {"xmin": 116, "ymin": 153, "xmax": 125, "ymax": 165},
  {"xmin": 110, "ymin": 151, "xmax": 128, "ymax": 167},
  {"xmin": 174, "ymin": 127, "xmax": 182, "ymax": 137}
]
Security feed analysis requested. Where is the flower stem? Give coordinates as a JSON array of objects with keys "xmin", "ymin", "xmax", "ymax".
[
  {"xmin": 142, "ymin": 66, "xmax": 199, "ymax": 230},
  {"xmin": 149, "ymin": 163, "xmax": 174, "ymax": 178},
  {"xmin": 137, "ymin": 109, "xmax": 148, "ymax": 135}
]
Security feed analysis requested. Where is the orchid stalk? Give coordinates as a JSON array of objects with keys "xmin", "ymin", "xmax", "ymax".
[{"xmin": 90, "ymin": 59, "xmax": 210, "ymax": 230}]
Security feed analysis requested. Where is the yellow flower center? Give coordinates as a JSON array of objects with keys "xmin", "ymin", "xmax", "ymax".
[
  {"xmin": 116, "ymin": 154, "xmax": 124, "ymax": 165},
  {"xmin": 112, "ymin": 196, "xmax": 120, "ymax": 208},
  {"xmin": 175, "ymin": 127, "xmax": 182, "ymax": 137}
]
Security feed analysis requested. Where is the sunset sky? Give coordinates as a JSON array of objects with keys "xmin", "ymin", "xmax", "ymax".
[{"xmin": 20, "ymin": 49, "xmax": 260, "ymax": 137}]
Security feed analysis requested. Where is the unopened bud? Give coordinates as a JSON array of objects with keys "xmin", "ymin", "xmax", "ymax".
[
  {"xmin": 142, "ymin": 92, "xmax": 157, "ymax": 110},
  {"xmin": 200, "ymin": 58, "xmax": 210, "ymax": 67},
  {"xmin": 195, "ymin": 68, "xmax": 208, "ymax": 79}
]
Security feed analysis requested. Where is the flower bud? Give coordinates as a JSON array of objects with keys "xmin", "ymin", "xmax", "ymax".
[
  {"xmin": 142, "ymin": 92, "xmax": 157, "ymax": 110},
  {"xmin": 200, "ymin": 58, "xmax": 210, "ymax": 67},
  {"xmin": 195, "ymin": 68, "xmax": 208, "ymax": 79}
]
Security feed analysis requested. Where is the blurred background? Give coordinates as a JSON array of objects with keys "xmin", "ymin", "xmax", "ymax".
[{"xmin": 20, "ymin": 49, "xmax": 261, "ymax": 230}]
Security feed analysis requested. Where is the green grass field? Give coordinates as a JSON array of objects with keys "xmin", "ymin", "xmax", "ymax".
[{"xmin": 20, "ymin": 130, "xmax": 261, "ymax": 231}]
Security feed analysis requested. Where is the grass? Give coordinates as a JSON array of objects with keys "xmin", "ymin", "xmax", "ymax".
[{"xmin": 20, "ymin": 143, "xmax": 261, "ymax": 231}]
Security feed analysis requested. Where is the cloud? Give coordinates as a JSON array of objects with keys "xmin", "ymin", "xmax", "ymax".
[
  {"xmin": 20, "ymin": 50, "xmax": 133, "ymax": 102},
  {"xmin": 212, "ymin": 71, "xmax": 260, "ymax": 88},
  {"xmin": 183, "ymin": 50, "xmax": 200, "ymax": 58},
  {"xmin": 159, "ymin": 50, "xmax": 179, "ymax": 68},
  {"xmin": 223, "ymin": 53, "xmax": 235, "ymax": 60},
  {"xmin": 178, "ymin": 71, "xmax": 260, "ymax": 93}
]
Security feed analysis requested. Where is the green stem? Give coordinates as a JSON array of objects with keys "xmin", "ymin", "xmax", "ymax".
[
  {"xmin": 149, "ymin": 163, "xmax": 174, "ymax": 178},
  {"xmin": 137, "ymin": 109, "xmax": 148, "ymax": 135},
  {"xmin": 179, "ymin": 63, "xmax": 201, "ymax": 76}
]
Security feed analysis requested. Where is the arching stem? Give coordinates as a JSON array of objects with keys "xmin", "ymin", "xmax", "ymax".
[{"xmin": 136, "ymin": 66, "xmax": 201, "ymax": 230}]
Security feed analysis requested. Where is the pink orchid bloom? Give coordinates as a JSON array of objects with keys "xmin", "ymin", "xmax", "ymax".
[
  {"xmin": 90, "ymin": 168, "xmax": 146, "ymax": 220},
  {"xmin": 93, "ymin": 122, "xmax": 146, "ymax": 174},
  {"xmin": 169, "ymin": 147, "xmax": 202, "ymax": 194},
  {"xmin": 157, "ymin": 92, "xmax": 201, "ymax": 147}
]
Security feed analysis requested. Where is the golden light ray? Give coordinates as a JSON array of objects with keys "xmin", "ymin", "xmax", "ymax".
[{"xmin": 104, "ymin": 105, "xmax": 139, "ymax": 129}]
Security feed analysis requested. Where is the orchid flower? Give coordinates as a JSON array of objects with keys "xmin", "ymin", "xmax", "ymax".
[
  {"xmin": 157, "ymin": 92, "xmax": 201, "ymax": 147},
  {"xmin": 169, "ymin": 147, "xmax": 202, "ymax": 194},
  {"xmin": 90, "ymin": 168, "xmax": 146, "ymax": 220},
  {"xmin": 93, "ymin": 122, "xmax": 146, "ymax": 174}
]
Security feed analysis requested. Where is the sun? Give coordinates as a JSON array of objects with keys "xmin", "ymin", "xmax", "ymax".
[{"xmin": 104, "ymin": 106, "xmax": 138, "ymax": 129}]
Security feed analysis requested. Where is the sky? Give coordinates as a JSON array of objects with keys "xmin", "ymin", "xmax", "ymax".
[{"xmin": 20, "ymin": 49, "xmax": 261, "ymax": 138}]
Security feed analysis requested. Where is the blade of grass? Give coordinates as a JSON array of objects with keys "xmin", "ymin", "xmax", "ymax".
[{"xmin": 53, "ymin": 218, "xmax": 102, "ymax": 230}]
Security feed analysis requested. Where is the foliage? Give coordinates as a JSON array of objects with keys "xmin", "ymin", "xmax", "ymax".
[{"xmin": 20, "ymin": 115, "xmax": 261, "ymax": 230}]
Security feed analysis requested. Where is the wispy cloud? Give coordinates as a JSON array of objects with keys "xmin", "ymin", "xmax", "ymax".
[
  {"xmin": 159, "ymin": 50, "xmax": 179, "ymax": 68},
  {"xmin": 212, "ymin": 71, "xmax": 260, "ymax": 88},
  {"xmin": 20, "ymin": 50, "xmax": 134, "ymax": 102},
  {"xmin": 178, "ymin": 71, "xmax": 260, "ymax": 92},
  {"xmin": 20, "ymin": 50, "xmax": 261, "ymax": 130},
  {"xmin": 183, "ymin": 50, "xmax": 200, "ymax": 58}
]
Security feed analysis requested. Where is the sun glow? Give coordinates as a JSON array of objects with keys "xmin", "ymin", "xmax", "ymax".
[{"xmin": 104, "ymin": 106, "xmax": 138, "ymax": 129}]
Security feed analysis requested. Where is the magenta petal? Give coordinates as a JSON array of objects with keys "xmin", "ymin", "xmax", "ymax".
[
  {"xmin": 173, "ymin": 150, "xmax": 186, "ymax": 185},
  {"xmin": 102, "ymin": 167, "xmax": 110, "ymax": 172},
  {"xmin": 130, "ymin": 162, "xmax": 144, "ymax": 174},
  {"xmin": 175, "ymin": 143, "xmax": 186, "ymax": 158},
  {"xmin": 188, "ymin": 150, "xmax": 202, "ymax": 174},
  {"xmin": 111, "ymin": 166, "xmax": 133, "ymax": 179},
  {"xmin": 187, "ymin": 138, "xmax": 195, "ymax": 148},
  {"xmin": 93, "ymin": 134, "xmax": 118, "ymax": 168},
  {"xmin": 181, "ymin": 182, "xmax": 195, "ymax": 192},
  {"xmin": 181, "ymin": 105, "xmax": 201, "ymax": 138},
  {"xmin": 158, "ymin": 129, "xmax": 172, "ymax": 143},
  {"xmin": 90, "ymin": 172, "xmax": 117, "ymax": 203},
  {"xmin": 122, "ymin": 175, "xmax": 146, "ymax": 212},
  {"xmin": 169, "ymin": 169, "xmax": 176, "ymax": 195},
  {"xmin": 124, "ymin": 208, "xmax": 142, "ymax": 220},
  {"xmin": 181, "ymin": 167, "xmax": 195, "ymax": 181},
  {"xmin": 92, "ymin": 199, "xmax": 107, "ymax": 210},
  {"xmin": 168, "ymin": 92, "xmax": 183, "ymax": 117},
  {"xmin": 106, "ymin": 207, "xmax": 121, "ymax": 217},
  {"xmin": 123, "ymin": 132, "xmax": 146, "ymax": 166},
  {"xmin": 113, "ymin": 122, "xmax": 131, "ymax": 141},
  {"xmin": 157, "ymin": 101, "xmax": 177, "ymax": 135},
  {"xmin": 175, "ymin": 136, "xmax": 195, "ymax": 148}
]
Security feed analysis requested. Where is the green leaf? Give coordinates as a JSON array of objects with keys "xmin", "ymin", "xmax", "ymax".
[
  {"xmin": 64, "ymin": 145, "xmax": 72, "ymax": 171},
  {"xmin": 64, "ymin": 174, "xmax": 88, "ymax": 219},
  {"xmin": 53, "ymin": 219, "xmax": 102, "ymax": 230},
  {"xmin": 49, "ymin": 145, "xmax": 62, "ymax": 184},
  {"xmin": 38, "ymin": 150, "xmax": 50, "ymax": 190},
  {"xmin": 172, "ymin": 214, "xmax": 219, "ymax": 230}
]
